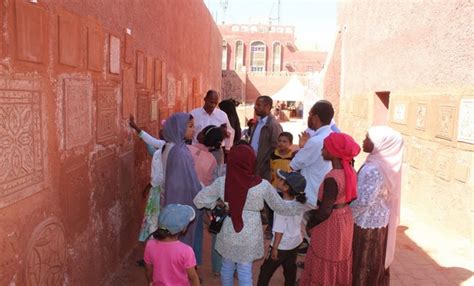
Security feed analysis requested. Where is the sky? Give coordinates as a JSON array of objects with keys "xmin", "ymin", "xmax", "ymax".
[{"xmin": 204, "ymin": 0, "xmax": 338, "ymax": 51}]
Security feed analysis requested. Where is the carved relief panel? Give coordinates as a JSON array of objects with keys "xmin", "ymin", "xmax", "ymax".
[
  {"xmin": 124, "ymin": 33, "xmax": 134, "ymax": 64},
  {"xmin": 392, "ymin": 102, "xmax": 408, "ymax": 125},
  {"xmin": 58, "ymin": 11, "xmax": 81, "ymax": 67},
  {"xmin": 26, "ymin": 218, "xmax": 66, "ymax": 286},
  {"xmin": 457, "ymin": 99, "xmax": 473, "ymax": 144},
  {"xmin": 0, "ymin": 76, "xmax": 43, "ymax": 208},
  {"xmin": 145, "ymin": 56, "xmax": 154, "ymax": 90},
  {"xmin": 176, "ymin": 80, "xmax": 182, "ymax": 110},
  {"xmin": 109, "ymin": 35, "xmax": 121, "ymax": 74},
  {"xmin": 63, "ymin": 78, "xmax": 92, "ymax": 149},
  {"xmin": 167, "ymin": 75, "xmax": 176, "ymax": 106},
  {"xmin": 415, "ymin": 103, "xmax": 427, "ymax": 130},
  {"xmin": 154, "ymin": 59, "xmax": 162, "ymax": 92},
  {"xmin": 150, "ymin": 95, "xmax": 158, "ymax": 122},
  {"xmin": 136, "ymin": 51, "xmax": 145, "ymax": 84},
  {"xmin": 87, "ymin": 25, "xmax": 105, "ymax": 72},
  {"xmin": 96, "ymin": 83, "xmax": 118, "ymax": 144},
  {"xmin": 15, "ymin": 1, "xmax": 48, "ymax": 63},
  {"xmin": 435, "ymin": 151, "xmax": 453, "ymax": 181},
  {"xmin": 435, "ymin": 105, "xmax": 456, "ymax": 140},
  {"xmin": 192, "ymin": 78, "xmax": 200, "ymax": 108},
  {"xmin": 122, "ymin": 67, "xmax": 135, "ymax": 119},
  {"xmin": 92, "ymin": 151, "xmax": 118, "ymax": 211},
  {"xmin": 137, "ymin": 92, "xmax": 150, "ymax": 127}
]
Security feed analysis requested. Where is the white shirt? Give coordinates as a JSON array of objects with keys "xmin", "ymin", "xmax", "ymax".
[
  {"xmin": 139, "ymin": 131, "xmax": 166, "ymax": 187},
  {"xmin": 190, "ymin": 107, "xmax": 232, "ymax": 150},
  {"xmin": 271, "ymin": 200, "xmax": 303, "ymax": 250},
  {"xmin": 305, "ymin": 119, "xmax": 339, "ymax": 137},
  {"xmin": 351, "ymin": 163, "xmax": 390, "ymax": 228},
  {"xmin": 290, "ymin": 125, "xmax": 332, "ymax": 206},
  {"xmin": 250, "ymin": 116, "xmax": 268, "ymax": 153},
  {"xmin": 224, "ymin": 124, "xmax": 235, "ymax": 151}
]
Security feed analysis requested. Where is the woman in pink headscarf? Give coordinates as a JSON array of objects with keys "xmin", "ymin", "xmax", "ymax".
[
  {"xmin": 351, "ymin": 126, "xmax": 403, "ymax": 286},
  {"xmin": 301, "ymin": 133, "xmax": 361, "ymax": 286}
]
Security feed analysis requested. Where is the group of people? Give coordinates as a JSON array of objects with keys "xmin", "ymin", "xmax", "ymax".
[{"xmin": 129, "ymin": 89, "xmax": 404, "ymax": 286}]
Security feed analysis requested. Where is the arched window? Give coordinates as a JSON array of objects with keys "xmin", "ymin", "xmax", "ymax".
[
  {"xmin": 250, "ymin": 41, "xmax": 266, "ymax": 72},
  {"xmin": 235, "ymin": 40, "xmax": 244, "ymax": 71},
  {"xmin": 272, "ymin": 42, "xmax": 282, "ymax": 72},
  {"xmin": 222, "ymin": 40, "xmax": 228, "ymax": 70}
]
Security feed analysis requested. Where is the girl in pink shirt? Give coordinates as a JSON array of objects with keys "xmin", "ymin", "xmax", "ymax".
[{"xmin": 144, "ymin": 204, "xmax": 200, "ymax": 286}]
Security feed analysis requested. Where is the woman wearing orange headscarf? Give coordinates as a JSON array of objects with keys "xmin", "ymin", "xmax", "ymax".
[{"xmin": 300, "ymin": 133, "xmax": 361, "ymax": 286}]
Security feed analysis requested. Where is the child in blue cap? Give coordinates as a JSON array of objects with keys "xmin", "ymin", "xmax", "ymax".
[
  {"xmin": 144, "ymin": 204, "xmax": 200, "ymax": 286},
  {"xmin": 257, "ymin": 170, "xmax": 307, "ymax": 286}
]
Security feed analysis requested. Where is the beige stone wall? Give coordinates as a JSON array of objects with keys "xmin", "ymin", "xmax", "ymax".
[
  {"xmin": 333, "ymin": 0, "xmax": 473, "ymax": 242},
  {"xmin": 339, "ymin": 92, "xmax": 473, "ymax": 240}
]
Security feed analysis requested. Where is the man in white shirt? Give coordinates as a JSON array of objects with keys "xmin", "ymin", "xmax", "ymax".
[
  {"xmin": 190, "ymin": 90, "xmax": 233, "ymax": 156},
  {"xmin": 290, "ymin": 100, "xmax": 334, "ymax": 246}
]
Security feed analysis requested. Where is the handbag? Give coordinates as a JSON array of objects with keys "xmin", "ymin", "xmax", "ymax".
[{"xmin": 208, "ymin": 205, "xmax": 228, "ymax": 234}]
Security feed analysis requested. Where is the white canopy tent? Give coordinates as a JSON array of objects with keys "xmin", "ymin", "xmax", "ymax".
[
  {"xmin": 271, "ymin": 75, "xmax": 306, "ymax": 102},
  {"xmin": 271, "ymin": 75, "xmax": 322, "ymax": 121}
]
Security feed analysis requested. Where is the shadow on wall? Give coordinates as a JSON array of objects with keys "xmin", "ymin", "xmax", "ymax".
[
  {"xmin": 221, "ymin": 70, "xmax": 267, "ymax": 105},
  {"xmin": 245, "ymin": 74, "xmax": 261, "ymax": 104},
  {"xmin": 221, "ymin": 70, "xmax": 246, "ymax": 103},
  {"xmin": 391, "ymin": 226, "xmax": 473, "ymax": 285}
]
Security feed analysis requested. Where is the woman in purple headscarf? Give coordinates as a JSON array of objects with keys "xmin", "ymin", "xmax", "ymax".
[{"xmin": 162, "ymin": 113, "xmax": 203, "ymax": 259}]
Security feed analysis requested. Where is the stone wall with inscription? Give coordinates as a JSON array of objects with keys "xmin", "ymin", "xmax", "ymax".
[
  {"xmin": 0, "ymin": 0, "xmax": 221, "ymax": 285},
  {"xmin": 323, "ymin": 1, "xmax": 473, "ymax": 243}
]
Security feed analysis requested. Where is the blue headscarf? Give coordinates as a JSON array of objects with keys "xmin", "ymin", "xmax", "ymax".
[{"xmin": 163, "ymin": 112, "xmax": 202, "ymax": 246}]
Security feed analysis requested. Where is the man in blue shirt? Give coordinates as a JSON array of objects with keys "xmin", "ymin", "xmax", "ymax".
[
  {"xmin": 250, "ymin": 96, "xmax": 283, "ymax": 181},
  {"xmin": 249, "ymin": 95, "xmax": 283, "ymax": 239}
]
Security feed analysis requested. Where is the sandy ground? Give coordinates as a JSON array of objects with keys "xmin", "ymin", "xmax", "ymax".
[{"xmin": 107, "ymin": 208, "xmax": 473, "ymax": 285}]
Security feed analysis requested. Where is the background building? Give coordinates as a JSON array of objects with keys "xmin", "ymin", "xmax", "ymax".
[{"xmin": 219, "ymin": 23, "xmax": 326, "ymax": 104}]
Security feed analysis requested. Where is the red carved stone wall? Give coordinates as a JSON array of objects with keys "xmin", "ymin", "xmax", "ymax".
[{"xmin": 0, "ymin": 0, "xmax": 221, "ymax": 285}]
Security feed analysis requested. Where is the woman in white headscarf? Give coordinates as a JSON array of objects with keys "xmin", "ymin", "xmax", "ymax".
[{"xmin": 351, "ymin": 126, "xmax": 404, "ymax": 286}]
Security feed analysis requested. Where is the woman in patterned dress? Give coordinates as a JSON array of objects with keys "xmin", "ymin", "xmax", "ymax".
[
  {"xmin": 301, "ymin": 133, "xmax": 361, "ymax": 286},
  {"xmin": 351, "ymin": 126, "xmax": 404, "ymax": 285},
  {"xmin": 193, "ymin": 144, "xmax": 303, "ymax": 286},
  {"xmin": 129, "ymin": 115, "xmax": 166, "ymax": 242}
]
